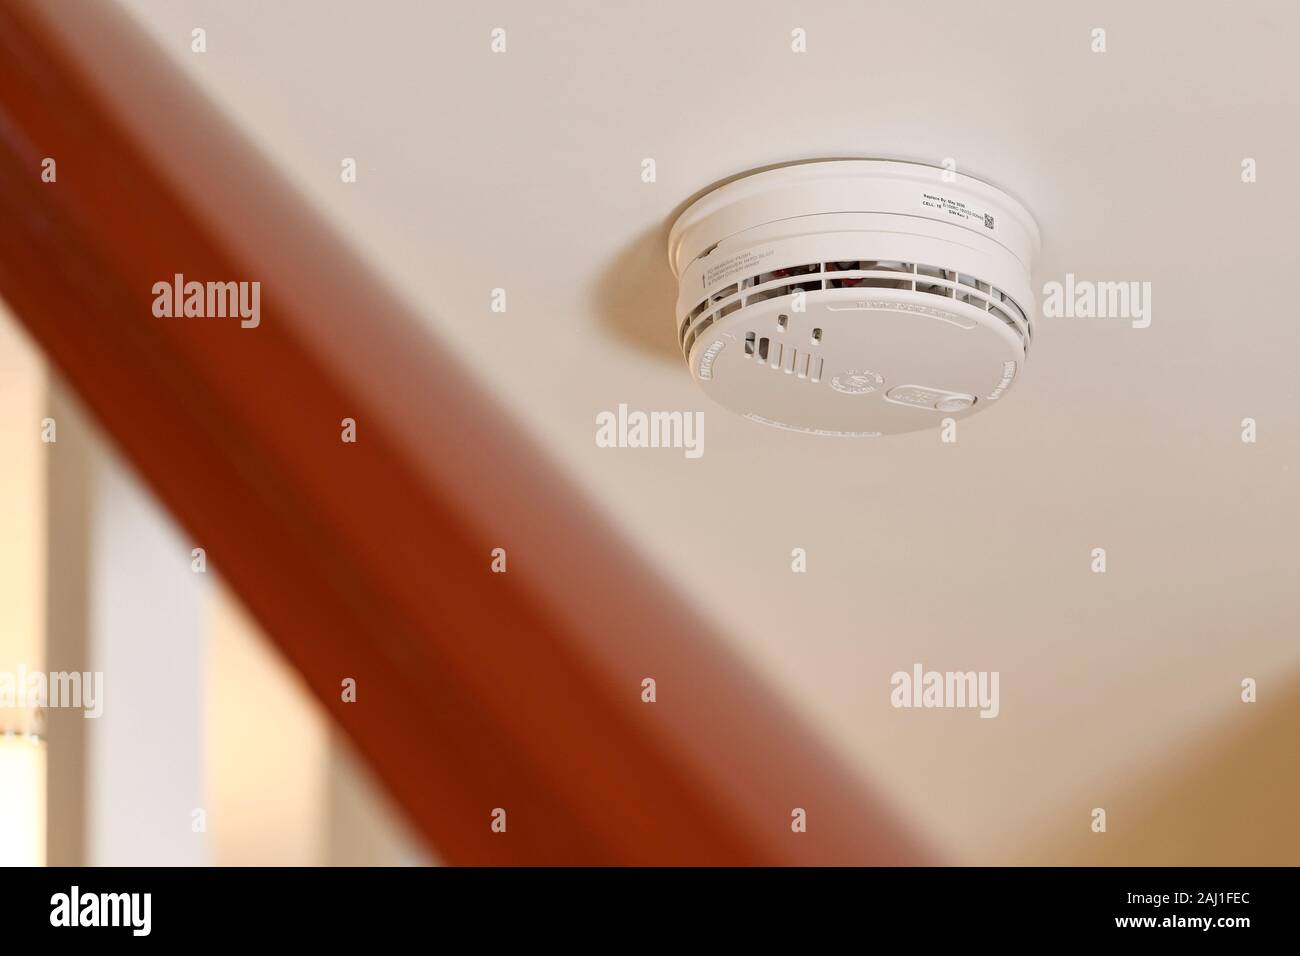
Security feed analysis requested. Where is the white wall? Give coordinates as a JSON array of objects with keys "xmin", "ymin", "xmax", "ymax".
[{"xmin": 85, "ymin": 444, "xmax": 211, "ymax": 866}]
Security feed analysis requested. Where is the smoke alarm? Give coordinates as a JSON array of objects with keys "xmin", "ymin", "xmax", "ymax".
[{"xmin": 668, "ymin": 160, "xmax": 1040, "ymax": 436}]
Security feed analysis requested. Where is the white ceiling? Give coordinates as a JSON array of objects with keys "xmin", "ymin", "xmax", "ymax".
[{"xmin": 117, "ymin": 0, "xmax": 1300, "ymax": 861}]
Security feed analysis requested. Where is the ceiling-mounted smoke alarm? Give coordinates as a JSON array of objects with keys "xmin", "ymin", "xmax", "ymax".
[{"xmin": 668, "ymin": 160, "xmax": 1040, "ymax": 436}]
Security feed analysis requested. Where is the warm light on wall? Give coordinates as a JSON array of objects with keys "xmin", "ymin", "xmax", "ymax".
[
  {"xmin": 0, "ymin": 733, "xmax": 45, "ymax": 866},
  {"xmin": 1, "ymin": 305, "xmax": 47, "ymax": 868}
]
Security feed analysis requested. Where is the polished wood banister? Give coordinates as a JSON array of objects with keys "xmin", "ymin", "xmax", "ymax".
[{"xmin": 0, "ymin": 0, "xmax": 927, "ymax": 865}]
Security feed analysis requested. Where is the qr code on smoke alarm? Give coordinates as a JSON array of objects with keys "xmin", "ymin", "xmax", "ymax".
[{"xmin": 983, "ymin": 214, "xmax": 995, "ymax": 229}]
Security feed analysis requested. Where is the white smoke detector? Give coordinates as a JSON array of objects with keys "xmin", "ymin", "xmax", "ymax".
[{"xmin": 668, "ymin": 160, "xmax": 1040, "ymax": 436}]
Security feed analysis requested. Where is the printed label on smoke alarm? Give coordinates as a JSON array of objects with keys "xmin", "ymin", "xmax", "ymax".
[
  {"xmin": 696, "ymin": 339, "xmax": 725, "ymax": 380},
  {"xmin": 703, "ymin": 247, "xmax": 775, "ymax": 289},
  {"xmin": 744, "ymin": 413, "xmax": 881, "ymax": 438},
  {"xmin": 986, "ymin": 361, "xmax": 1017, "ymax": 400},
  {"xmin": 830, "ymin": 369, "xmax": 884, "ymax": 395},
  {"xmin": 921, "ymin": 192, "xmax": 994, "ymax": 230}
]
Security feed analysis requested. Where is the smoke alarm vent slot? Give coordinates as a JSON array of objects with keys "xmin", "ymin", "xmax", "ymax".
[
  {"xmin": 678, "ymin": 258, "xmax": 1030, "ymax": 354},
  {"xmin": 746, "ymin": 286, "xmax": 788, "ymax": 305},
  {"xmin": 758, "ymin": 263, "xmax": 820, "ymax": 285}
]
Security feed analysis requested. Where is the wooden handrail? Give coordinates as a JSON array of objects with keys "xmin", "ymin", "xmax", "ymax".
[{"xmin": 0, "ymin": 0, "xmax": 927, "ymax": 865}]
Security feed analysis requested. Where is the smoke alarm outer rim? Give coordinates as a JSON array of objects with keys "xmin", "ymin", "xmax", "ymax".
[{"xmin": 668, "ymin": 159, "xmax": 1040, "ymax": 280}]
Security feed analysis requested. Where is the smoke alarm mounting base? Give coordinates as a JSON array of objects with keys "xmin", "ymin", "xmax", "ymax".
[{"xmin": 668, "ymin": 160, "xmax": 1040, "ymax": 436}]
